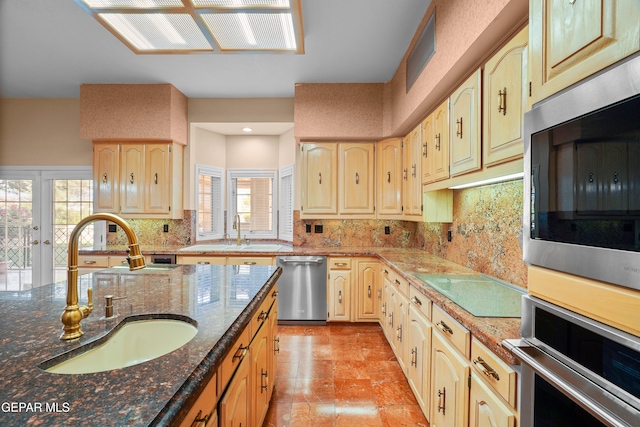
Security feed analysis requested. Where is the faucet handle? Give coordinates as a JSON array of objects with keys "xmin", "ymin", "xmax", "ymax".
[{"xmin": 87, "ymin": 288, "xmax": 93, "ymax": 311}]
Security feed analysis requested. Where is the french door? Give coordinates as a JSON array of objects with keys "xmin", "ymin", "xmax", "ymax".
[{"xmin": 0, "ymin": 168, "xmax": 96, "ymax": 290}]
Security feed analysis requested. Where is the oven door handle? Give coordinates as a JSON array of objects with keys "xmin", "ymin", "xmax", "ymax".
[{"xmin": 503, "ymin": 339, "xmax": 635, "ymax": 427}]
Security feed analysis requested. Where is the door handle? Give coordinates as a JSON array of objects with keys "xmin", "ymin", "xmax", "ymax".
[
  {"xmin": 32, "ymin": 240, "xmax": 39, "ymax": 245},
  {"xmin": 43, "ymin": 240, "xmax": 51, "ymax": 245}
]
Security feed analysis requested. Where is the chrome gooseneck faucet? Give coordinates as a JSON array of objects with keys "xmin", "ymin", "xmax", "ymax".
[{"xmin": 60, "ymin": 213, "xmax": 146, "ymax": 340}]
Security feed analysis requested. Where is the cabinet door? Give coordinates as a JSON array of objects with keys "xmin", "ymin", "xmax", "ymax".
[
  {"xmin": 529, "ymin": 0, "xmax": 640, "ymax": 105},
  {"xmin": 120, "ymin": 144, "xmax": 145, "ymax": 214},
  {"xmin": 219, "ymin": 355, "xmax": 250, "ymax": 427},
  {"xmin": 450, "ymin": 70, "xmax": 481, "ymax": 177},
  {"xmin": 394, "ymin": 290, "xmax": 409, "ymax": 371},
  {"xmin": 379, "ymin": 269, "xmax": 391, "ymax": 328},
  {"xmin": 301, "ymin": 143, "xmax": 338, "ymax": 215},
  {"xmin": 328, "ymin": 270, "xmax": 351, "ymax": 321},
  {"xmin": 483, "ymin": 26, "xmax": 528, "ymax": 167},
  {"xmin": 268, "ymin": 289, "xmax": 279, "ymax": 401},
  {"xmin": 377, "ymin": 138, "xmax": 403, "ymax": 217},
  {"xmin": 93, "ymin": 143, "xmax": 120, "ymax": 213},
  {"xmin": 357, "ymin": 261, "xmax": 379, "ymax": 320},
  {"xmin": 251, "ymin": 322, "xmax": 270, "ymax": 427},
  {"xmin": 422, "ymin": 114, "xmax": 435, "ymax": 184},
  {"xmin": 339, "ymin": 143, "xmax": 375, "ymax": 215},
  {"xmin": 469, "ymin": 374, "xmax": 515, "ymax": 427},
  {"xmin": 431, "ymin": 332, "xmax": 470, "ymax": 427},
  {"xmin": 432, "ymin": 99, "xmax": 450, "ymax": 182},
  {"xmin": 145, "ymin": 143, "xmax": 171, "ymax": 214},
  {"xmin": 403, "ymin": 125, "xmax": 423, "ymax": 217},
  {"xmin": 407, "ymin": 306, "xmax": 432, "ymax": 418}
]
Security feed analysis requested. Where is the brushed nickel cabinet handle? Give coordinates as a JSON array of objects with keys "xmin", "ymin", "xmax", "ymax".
[
  {"xmin": 84, "ymin": 260, "xmax": 96, "ymax": 264},
  {"xmin": 260, "ymin": 368, "xmax": 269, "ymax": 392},
  {"xmin": 473, "ymin": 356, "xmax": 500, "ymax": 381},
  {"xmin": 435, "ymin": 133, "xmax": 441, "ymax": 150},
  {"xmin": 338, "ymin": 290, "xmax": 342, "ymax": 304},
  {"xmin": 436, "ymin": 320, "xmax": 454, "ymax": 335},
  {"xmin": 411, "ymin": 347, "xmax": 417, "ymax": 367},
  {"xmin": 190, "ymin": 410, "xmax": 210, "ymax": 427},
  {"xmin": 244, "ymin": 261, "xmax": 257, "ymax": 265},
  {"xmin": 274, "ymin": 337, "xmax": 280, "ymax": 353},
  {"xmin": 367, "ymin": 285, "xmax": 371, "ymax": 298},
  {"xmin": 498, "ymin": 87, "xmax": 507, "ymax": 115},
  {"xmin": 154, "ymin": 172, "xmax": 158, "ymax": 184},
  {"xmin": 437, "ymin": 387, "xmax": 446, "ymax": 414},
  {"xmin": 411, "ymin": 296, "xmax": 422, "ymax": 306},
  {"xmin": 355, "ymin": 172, "xmax": 359, "ymax": 184},
  {"xmin": 456, "ymin": 117, "xmax": 463, "ymax": 138},
  {"xmin": 318, "ymin": 172, "xmax": 322, "ymax": 184},
  {"xmin": 102, "ymin": 173, "xmax": 108, "ymax": 183},
  {"xmin": 387, "ymin": 171, "xmax": 391, "ymax": 183}
]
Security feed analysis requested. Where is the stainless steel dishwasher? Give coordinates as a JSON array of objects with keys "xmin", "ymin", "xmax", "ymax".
[{"xmin": 276, "ymin": 256, "xmax": 327, "ymax": 324}]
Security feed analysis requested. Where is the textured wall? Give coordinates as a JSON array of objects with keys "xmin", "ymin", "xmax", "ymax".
[
  {"xmin": 80, "ymin": 84, "xmax": 188, "ymax": 144},
  {"xmin": 416, "ymin": 180, "xmax": 526, "ymax": 287}
]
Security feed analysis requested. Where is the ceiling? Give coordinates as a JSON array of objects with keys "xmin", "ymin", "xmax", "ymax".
[{"xmin": 0, "ymin": 0, "xmax": 431, "ymax": 100}]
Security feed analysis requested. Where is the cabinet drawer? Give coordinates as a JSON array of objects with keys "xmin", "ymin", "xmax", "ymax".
[
  {"xmin": 219, "ymin": 326, "xmax": 251, "ymax": 390},
  {"xmin": 329, "ymin": 257, "xmax": 351, "ymax": 270},
  {"xmin": 388, "ymin": 269, "xmax": 409, "ymax": 296},
  {"xmin": 471, "ymin": 337, "xmax": 516, "ymax": 407},
  {"xmin": 251, "ymin": 293, "xmax": 276, "ymax": 340},
  {"xmin": 78, "ymin": 255, "xmax": 109, "ymax": 268},
  {"xmin": 409, "ymin": 286, "xmax": 432, "ymax": 321},
  {"xmin": 432, "ymin": 305, "xmax": 470, "ymax": 357},
  {"xmin": 179, "ymin": 372, "xmax": 217, "ymax": 427},
  {"xmin": 176, "ymin": 256, "xmax": 226, "ymax": 265},
  {"xmin": 227, "ymin": 257, "xmax": 274, "ymax": 266}
]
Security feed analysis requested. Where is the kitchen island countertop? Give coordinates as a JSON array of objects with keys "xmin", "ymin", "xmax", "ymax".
[{"xmin": 0, "ymin": 264, "xmax": 281, "ymax": 426}]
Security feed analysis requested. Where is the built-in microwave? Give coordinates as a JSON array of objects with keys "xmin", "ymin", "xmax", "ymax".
[{"xmin": 523, "ymin": 53, "xmax": 640, "ymax": 291}]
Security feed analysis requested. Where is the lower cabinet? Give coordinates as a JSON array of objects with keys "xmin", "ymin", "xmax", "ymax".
[
  {"xmin": 219, "ymin": 356, "xmax": 251, "ymax": 427},
  {"xmin": 407, "ymin": 292, "xmax": 432, "ymax": 420},
  {"xmin": 180, "ymin": 284, "xmax": 278, "ymax": 427},
  {"xmin": 355, "ymin": 259, "xmax": 380, "ymax": 321},
  {"xmin": 327, "ymin": 257, "xmax": 352, "ymax": 321},
  {"xmin": 469, "ymin": 373, "xmax": 516, "ymax": 427},
  {"xmin": 430, "ymin": 331, "xmax": 471, "ymax": 427}
]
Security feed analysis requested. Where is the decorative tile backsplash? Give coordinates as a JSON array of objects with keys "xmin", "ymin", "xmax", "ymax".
[{"xmin": 106, "ymin": 210, "xmax": 196, "ymax": 247}]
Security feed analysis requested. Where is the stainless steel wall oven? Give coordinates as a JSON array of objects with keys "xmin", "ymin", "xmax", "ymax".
[
  {"xmin": 504, "ymin": 295, "xmax": 640, "ymax": 427},
  {"xmin": 523, "ymin": 53, "xmax": 640, "ymax": 291}
]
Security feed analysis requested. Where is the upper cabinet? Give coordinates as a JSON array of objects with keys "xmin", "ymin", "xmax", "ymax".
[
  {"xmin": 483, "ymin": 26, "xmax": 528, "ymax": 167},
  {"xmin": 404, "ymin": 125, "xmax": 423, "ymax": 219},
  {"xmin": 529, "ymin": 0, "xmax": 640, "ymax": 107},
  {"xmin": 376, "ymin": 138, "xmax": 404, "ymax": 219},
  {"xmin": 339, "ymin": 143, "xmax": 375, "ymax": 216},
  {"xmin": 422, "ymin": 99, "xmax": 451, "ymax": 185},
  {"xmin": 449, "ymin": 70, "xmax": 482, "ymax": 177},
  {"xmin": 300, "ymin": 142, "xmax": 375, "ymax": 219},
  {"xmin": 93, "ymin": 141, "xmax": 183, "ymax": 219}
]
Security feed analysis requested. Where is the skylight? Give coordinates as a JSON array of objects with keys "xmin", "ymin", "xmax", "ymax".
[{"xmin": 74, "ymin": 0, "xmax": 304, "ymax": 54}]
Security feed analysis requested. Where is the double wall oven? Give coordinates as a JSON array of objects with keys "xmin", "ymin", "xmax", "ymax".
[{"xmin": 506, "ymin": 53, "xmax": 640, "ymax": 426}]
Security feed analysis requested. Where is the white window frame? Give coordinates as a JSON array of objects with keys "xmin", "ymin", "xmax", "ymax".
[
  {"xmin": 195, "ymin": 165, "xmax": 225, "ymax": 240},
  {"xmin": 278, "ymin": 164, "xmax": 294, "ymax": 242},
  {"xmin": 227, "ymin": 169, "xmax": 278, "ymax": 240}
]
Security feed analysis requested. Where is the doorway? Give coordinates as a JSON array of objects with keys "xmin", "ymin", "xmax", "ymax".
[{"xmin": 0, "ymin": 168, "xmax": 98, "ymax": 290}]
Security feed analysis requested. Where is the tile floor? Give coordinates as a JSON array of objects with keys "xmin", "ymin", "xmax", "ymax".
[{"xmin": 262, "ymin": 323, "xmax": 429, "ymax": 427}]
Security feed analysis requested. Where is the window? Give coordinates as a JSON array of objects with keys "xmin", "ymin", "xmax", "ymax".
[
  {"xmin": 227, "ymin": 169, "xmax": 277, "ymax": 240},
  {"xmin": 196, "ymin": 165, "xmax": 224, "ymax": 240}
]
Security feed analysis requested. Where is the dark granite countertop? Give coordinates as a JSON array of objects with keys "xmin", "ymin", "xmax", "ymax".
[
  {"xmin": 81, "ymin": 245, "xmax": 522, "ymax": 364},
  {"xmin": 0, "ymin": 264, "xmax": 281, "ymax": 427}
]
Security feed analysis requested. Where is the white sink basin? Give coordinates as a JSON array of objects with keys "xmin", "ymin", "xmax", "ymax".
[{"xmin": 42, "ymin": 317, "xmax": 197, "ymax": 375}]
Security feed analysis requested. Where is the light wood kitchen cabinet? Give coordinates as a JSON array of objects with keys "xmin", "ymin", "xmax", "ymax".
[
  {"xmin": 92, "ymin": 141, "xmax": 183, "ymax": 219},
  {"xmin": 431, "ymin": 331, "xmax": 470, "ymax": 427},
  {"xmin": 423, "ymin": 189, "xmax": 453, "ymax": 223},
  {"xmin": 403, "ymin": 124, "xmax": 423, "ymax": 220},
  {"xmin": 300, "ymin": 142, "xmax": 338, "ymax": 216},
  {"xmin": 421, "ymin": 114, "xmax": 434, "ymax": 184},
  {"xmin": 301, "ymin": 142, "xmax": 376, "ymax": 219},
  {"xmin": 179, "ymin": 372, "xmax": 218, "ymax": 427},
  {"xmin": 432, "ymin": 99, "xmax": 451, "ymax": 183},
  {"xmin": 93, "ymin": 143, "xmax": 120, "ymax": 213},
  {"xmin": 483, "ymin": 26, "xmax": 528, "ymax": 167},
  {"xmin": 469, "ymin": 374, "xmax": 516, "ymax": 427},
  {"xmin": 528, "ymin": 0, "xmax": 640, "ymax": 107},
  {"xmin": 407, "ymin": 291, "xmax": 432, "ymax": 419},
  {"xmin": 356, "ymin": 259, "xmax": 380, "ymax": 321},
  {"xmin": 219, "ymin": 354, "xmax": 250, "ymax": 427},
  {"xmin": 268, "ymin": 289, "xmax": 279, "ymax": 404},
  {"xmin": 376, "ymin": 138, "xmax": 404, "ymax": 219},
  {"xmin": 394, "ymin": 289, "xmax": 409, "ymax": 371},
  {"xmin": 449, "ymin": 70, "xmax": 482, "ymax": 177},
  {"xmin": 251, "ymin": 317, "xmax": 270, "ymax": 427},
  {"xmin": 339, "ymin": 142, "xmax": 375, "ymax": 215},
  {"xmin": 327, "ymin": 257, "xmax": 351, "ymax": 321}
]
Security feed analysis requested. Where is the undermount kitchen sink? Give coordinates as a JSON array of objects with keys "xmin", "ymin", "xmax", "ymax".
[
  {"xmin": 40, "ymin": 316, "xmax": 197, "ymax": 375},
  {"xmin": 179, "ymin": 243, "xmax": 286, "ymax": 252}
]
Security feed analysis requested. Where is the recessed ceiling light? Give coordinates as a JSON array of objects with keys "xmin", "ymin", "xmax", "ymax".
[
  {"xmin": 242, "ymin": 127, "xmax": 253, "ymax": 132},
  {"xmin": 74, "ymin": 0, "xmax": 304, "ymax": 54}
]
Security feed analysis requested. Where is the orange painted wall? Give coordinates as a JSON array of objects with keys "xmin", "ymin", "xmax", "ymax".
[
  {"xmin": 79, "ymin": 84, "xmax": 188, "ymax": 144},
  {"xmin": 294, "ymin": 0, "xmax": 528, "ymax": 140}
]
